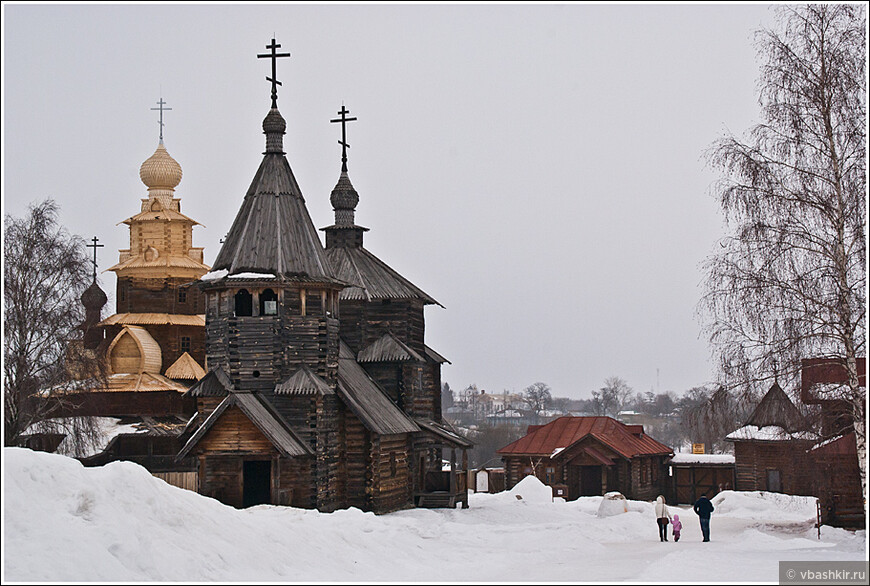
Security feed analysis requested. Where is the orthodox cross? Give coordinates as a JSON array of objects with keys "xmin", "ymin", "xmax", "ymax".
[
  {"xmin": 257, "ymin": 38, "xmax": 292, "ymax": 109},
  {"xmin": 330, "ymin": 105, "xmax": 357, "ymax": 172},
  {"xmin": 86, "ymin": 236, "xmax": 104, "ymax": 282},
  {"xmin": 151, "ymin": 98, "xmax": 172, "ymax": 141}
]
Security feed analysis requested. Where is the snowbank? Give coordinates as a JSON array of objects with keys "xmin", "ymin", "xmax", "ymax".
[
  {"xmin": 711, "ymin": 490, "xmax": 817, "ymax": 522},
  {"xmin": 505, "ymin": 474, "xmax": 553, "ymax": 504},
  {"xmin": 3, "ymin": 448, "xmax": 864, "ymax": 582}
]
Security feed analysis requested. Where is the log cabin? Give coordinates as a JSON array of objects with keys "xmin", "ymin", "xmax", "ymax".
[
  {"xmin": 498, "ymin": 416, "xmax": 673, "ymax": 501},
  {"xmin": 178, "ymin": 40, "xmax": 470, "ymax": 514}
]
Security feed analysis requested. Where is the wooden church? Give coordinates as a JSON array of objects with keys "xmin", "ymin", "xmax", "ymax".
[{"xmin": 177, "ymin": 39, "xmax": 470, "ymax": 513}]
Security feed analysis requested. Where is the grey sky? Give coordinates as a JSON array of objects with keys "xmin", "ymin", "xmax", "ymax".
[{"xmin": 2, "ymin": 3, "xmax": 777, "ymax": 400}]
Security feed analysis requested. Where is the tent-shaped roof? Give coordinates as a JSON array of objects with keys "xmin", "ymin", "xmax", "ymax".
[
  {"xmin": 745, "ymin": 383, "xmax": 810, "ymax": 432},
  {"xmin": 184, "ymin": 366, "xmax": 235, "ymax": 397},
  {"xmin": 275, "ymin": 366, "xmax": 334, "ymax": 396},
  {"xmin": 211, "ymin": 110, "xmax": 341, "ymax": 283},
  {"xmin": 324, "ymin": 245, "xmax": 441, "ymax": 306},
  {"xmin": 357, "ymin": 332, "xmax": 425, "ymax": 363},
  {"xmin": 497, "ymin": 416, "xmax": 672, "ymax": 459},
  {"xmin": 178, "ymin": 392, "xmax": 311, "ymax": 459},
  {"xmin": 336, "ymin": 341, "xmax": 419, "ymax": 435},
  {"xmin": 164, "ymin": 352, "xmax": 207, "ymax": 381}
]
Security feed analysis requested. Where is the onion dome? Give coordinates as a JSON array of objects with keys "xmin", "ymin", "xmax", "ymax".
[
  {"xmin": 139, "ymin": 142, "xmax": 183, "ymax": 191},
  {"xmin": 80, "ymin": 280, "xmax": 108, "ymax": 310},
  {"xmin": 331, "ymin": 172, "xmax": 360, "ymax": 226},
  {"xmin": 263, "ymin": 108, "xmax": 286, "ymax": 153}
]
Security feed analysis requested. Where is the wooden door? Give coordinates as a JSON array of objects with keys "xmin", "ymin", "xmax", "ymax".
[
  {"xmin": 579, "ymin": 465, "xmax": 602, "ymax": 496},
  {"xmin": 243, "ymin": 460, "xmax": 272, "ymax": 507}
]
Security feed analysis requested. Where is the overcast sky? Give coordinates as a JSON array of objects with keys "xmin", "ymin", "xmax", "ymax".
[{"xmin": 3, "ymin": 3, "xmax": 778, "ymax": 400}]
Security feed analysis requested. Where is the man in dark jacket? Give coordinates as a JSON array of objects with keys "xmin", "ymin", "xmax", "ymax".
[{"xmin": 693, "ymin": 495, "xmax": 715, "ymax": 542}]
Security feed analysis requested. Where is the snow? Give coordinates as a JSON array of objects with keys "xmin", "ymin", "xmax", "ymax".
[
  {"xmin": 597, "ymin": 491, "xmax": 629, "ymax": 517},
  {"xmin": 23, "ymin": 417, "xmax": 143, "ymax": 458},
  {"xmin": 670, "ymin": 453, "xmax": 735, "ymax": 465},
  {"xmin": 3, "ymin": 448, "xmax": 865, "ymax": 582},
  {"xmin": 726, "ymin": 425, "xmax": 818, "ymax": 442},
  {"xmin": 199, "ymin": 269, "xmax": 228, "ymax": 281},
  {"xmin": 227, "ymin": 272, "xmax": 277, "ymax": 279},
  {"xmin": 199, "ymin": 270, "xmax": 277, "ymax": 281}
]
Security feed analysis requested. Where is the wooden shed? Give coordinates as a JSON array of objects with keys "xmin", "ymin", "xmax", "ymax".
[
  {"xmin": 725, "ymin": 383, "xmax": 817, "ymax": 495},
  {"xmin": 498, "ymin": 416, "xmax": 673, "ymax": 501}
]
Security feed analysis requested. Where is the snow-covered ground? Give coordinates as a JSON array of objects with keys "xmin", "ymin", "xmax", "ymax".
[{"xmin": 2, "ymin": 448, "xmax": 866, "ymax": 582}]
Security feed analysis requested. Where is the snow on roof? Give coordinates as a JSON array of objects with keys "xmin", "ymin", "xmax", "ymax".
[
  {"xmin": 550, "ymin": 447, "xmax": 566, "ymax": 458},
  {"xmin": 725, "ymin": 425, "xmax": 817, "ymax": 442},
  {"xmin": 23, "ymin": 417, "xmax": 146, "ymax": 458},
  {"xmin": 200, "ymin": 269, "xmax": 278, "ymax": 282},
  {"xmin": 669, "ymin": 453, "xmax": 735, "ymax": 465},
  {"xmin": 227, "ymin": 272, "xmax": 277, "ymax": 280},
  {"xmin": 200, "ymin": 269, "xmax": 228, "ymax": 281}
]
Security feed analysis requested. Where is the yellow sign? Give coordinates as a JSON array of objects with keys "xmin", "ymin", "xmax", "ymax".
[{"xmin": 692, "ymin": 443, "xmax": 705, "ymax": 454}]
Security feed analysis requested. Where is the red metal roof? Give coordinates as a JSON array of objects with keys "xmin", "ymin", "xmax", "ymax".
[{"xmin": 497, "ymin": 416, "xmax": 672, "ymax": 459}]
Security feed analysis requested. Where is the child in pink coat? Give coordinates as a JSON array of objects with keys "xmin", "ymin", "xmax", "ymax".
[{"xmin": 672, "ymin": 514, "xmax": 683, "ymax": 542}]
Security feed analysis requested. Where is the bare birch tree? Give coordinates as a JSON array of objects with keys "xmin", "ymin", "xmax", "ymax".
[
  {"xmin": 701, "ymin": 5, "xmax": 866, "ymax": 502},
  {"xmin": 4, "ymin": 200, "xmax": 105, "ymax": 449}
]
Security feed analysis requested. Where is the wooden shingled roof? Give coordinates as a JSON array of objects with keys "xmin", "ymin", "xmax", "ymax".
[
  {"xmin": 275, "ymin": 366, "xmax": 334, "ymax": 396},
  {"xmin": 497, "ymin": 416, "xmax": 673, "ymax": 459},
  {"xmin": 99, "ymin": 313, "xmax": 205, "ymax": 327},
  {"xmin": 211, "ymin": 150, "xmax": 340, "ymax": 282},
  {"xmin": 336, "ymin": 341, "xmax": 419, "ymax": 435},
  {"xmin": 745, "ymin": 382, "xmax": 810, "ymax": 432},
  {"xmin": 357, "ymin": 332, "xmax": 425, "ymax": 363},
  {"xmin": 184, "ymin": 366, "xmax": 235, "ymax": 397},
  {"xmin": 324, "ymin": 245, "xmax": 441, "ymax": 306},
  {"xmin": 164, "ymin": 352, "xmax": 207, "ymax": 381},
  {"xmin": 178, "ymin": 392, "xmax": 312, "ymax": 459}
]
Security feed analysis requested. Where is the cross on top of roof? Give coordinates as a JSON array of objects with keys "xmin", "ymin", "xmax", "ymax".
[
  {"xmin": 86, "ymin": 236, "xmax": 104, "ymax": 282},
  {"xmin": 150, "ymin": 98, "xmax": 172, "ymax": 142},
  {"xmin": 330, "ymin": 105, "xmax": 357, "ymax": 172},
  {"xmin": 257, "ymin": 37, "xmax": 292, "ymax": 109}
]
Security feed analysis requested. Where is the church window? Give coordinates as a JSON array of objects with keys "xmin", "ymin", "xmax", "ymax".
[
  {"xmin": 180, "ymin": 336, "xmax": 191, "ymax": 353},
  {"xmin": 234, "ymin": 289, "xmax": 253, "ymax": 316},
  {"xmin": 178, "ymin": 288, "xmax": 187, "ymax": 303},
  {"xmin": 260, "ymin": 288, "xmax": 278, "ymax": 316}
]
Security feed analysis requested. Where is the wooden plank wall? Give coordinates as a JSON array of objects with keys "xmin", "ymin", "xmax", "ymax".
[
  {"xmin": 733, "ymin": 442, "xmax": 816, "ymax": 495},
  {"xmin": 117, "ymin": 277, "xmax": 205, "ymax": 315},
  {"xmin": 153, "ymin": 471, "xmax": 198, "ymax": 492},
  {"xmin": 370, "ymin": 434, "xmax": 413, "ymax": 513},
  {"xmin": 343, "ymin": 410, "xmax": 370, "ymax": 510},
  {"xmin": 315, "ymin": 394, "xmax": 341, "ymax": 511}
]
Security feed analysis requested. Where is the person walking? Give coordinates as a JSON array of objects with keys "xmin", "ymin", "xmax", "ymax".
[
  {"xmin": 672, "ymin": 514, "xmax": 682, "ymax": 542},
  {"xmin": 654, "ymin": 495, "xmax": 672, "ymax": 542},
  {"xmin": 693, "ymin": 495, "xmax": 715, "ymax": 542}
]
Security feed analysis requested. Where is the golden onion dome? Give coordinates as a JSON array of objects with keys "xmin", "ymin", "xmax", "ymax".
[{"xmin": 139, "ymin": 141, "xmax": 183, "ymax": 190}]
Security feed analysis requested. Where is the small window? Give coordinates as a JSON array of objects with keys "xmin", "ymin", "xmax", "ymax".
[
  {"xmin": 260, "ymin": 288, "xmax": 278, "ymax": 316},
  {"xmin": 390, "ymin": 453, "xmax": 397, "ymax": 478},
  {"xmin": 119, "ymin": 286, "xmax": 126, "ymax": 301},
  {"xmin": 545, "ymin": 467, "xmax": 555, "ymax": 484},
  {"xmin": 235, "ymin": 289, "xmax": 253, "ymax": 316},
  {"xmin": 178, "ymin": 288, "xmax": 187, "ymax": 303},
  {"xmin": 180, "ymin": 336, "xmax": 191, "ymax": 353}
]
